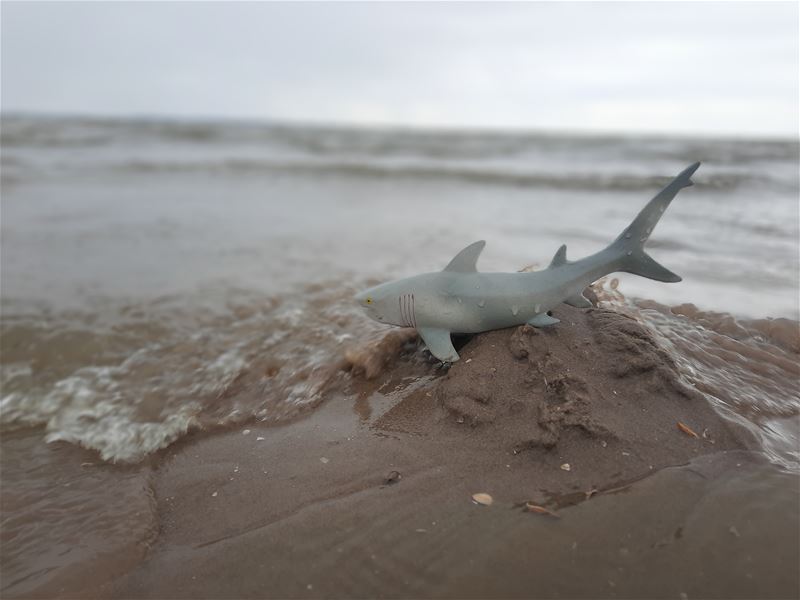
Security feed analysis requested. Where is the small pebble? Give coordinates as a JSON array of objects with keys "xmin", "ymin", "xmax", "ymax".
[
  {"xmin": 256, "ymin": 436, "xmax": 265, "ymax": 441},
  {"xmin": 560, "ymin": 463, "xmax": 571, "ymax": 471},
  {"xmin": 242, "ymin": 429, "xmax": 251, "ymax": 435},
  {"xmin": 320, "ymin": 457, "xmax": 330, "ymax": 464},
  {"xmin": 211, "ymin": 491, "xmax": 218, "ymax": 497},
  {"xmin": 384, "ymin": 470, "xmax": 402, "ymax": 485}
]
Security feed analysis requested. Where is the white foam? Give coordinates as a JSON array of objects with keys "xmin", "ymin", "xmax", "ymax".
[{"xmin": 4, "ymin": 362, "xmax": 200, "ymax": 462}]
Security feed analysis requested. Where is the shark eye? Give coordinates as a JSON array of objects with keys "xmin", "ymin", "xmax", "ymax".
[{"xmin": 365, "ymin": 297, "xmax": 373, "ymax": 305}]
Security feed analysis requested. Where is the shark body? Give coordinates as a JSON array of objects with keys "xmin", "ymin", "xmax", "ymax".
[{"xmin": 356, "ymin": 162, "xmax": 700, "ymax": 362}]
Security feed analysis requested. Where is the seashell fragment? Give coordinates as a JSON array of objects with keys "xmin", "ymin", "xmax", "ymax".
[
  {"xmin": 677, "ymin": 422, "xmax": 699, "ymax": 438},
  {"xmin": 471, "ymin": 492, "xmax": 493, "ymax": 506},
  {"xmin": 560, "ymin": 463, "xmax": 571, "ymax": 471},
  {"xmin": 525, "ymin": 502, "xmax": 560, "ymax": 518}
]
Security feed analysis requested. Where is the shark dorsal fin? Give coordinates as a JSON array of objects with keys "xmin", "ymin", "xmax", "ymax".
[
  {"xmin": 443, "ymin": 240, "xmax": 486, "ymax": 273},
  {"xmin": 549, "ymin": 244, "xmax": 568, "ymax": 268}
]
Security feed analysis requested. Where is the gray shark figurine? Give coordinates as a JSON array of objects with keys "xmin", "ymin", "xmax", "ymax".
[{"xmin": 356, "ymin": 162, "xmax": 700, "ymax": 362}]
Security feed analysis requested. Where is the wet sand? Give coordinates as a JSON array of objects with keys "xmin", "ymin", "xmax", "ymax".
[{"xmin": 105, "ymin": 305, "xmax": 798, "ymax": 599}]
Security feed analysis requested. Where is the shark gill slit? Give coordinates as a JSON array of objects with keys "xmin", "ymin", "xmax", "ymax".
[{"xmin": 400, "ymin": 294, "xmax": 412, "ymax": 328}]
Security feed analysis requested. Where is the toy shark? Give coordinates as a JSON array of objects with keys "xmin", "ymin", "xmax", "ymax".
[{"xmin": 356, "ymin": 162, "xmax": 700, "ymax": 362}]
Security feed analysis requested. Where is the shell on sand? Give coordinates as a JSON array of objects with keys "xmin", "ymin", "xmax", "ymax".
[{"xmin": 471, "ymin": 493, "xmax": 493, "ymax": 506}]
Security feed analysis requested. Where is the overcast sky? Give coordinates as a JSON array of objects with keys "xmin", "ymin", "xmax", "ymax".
[{"xmin": 2, "ymin": 2, "xmax": 798, "ymax": 137}]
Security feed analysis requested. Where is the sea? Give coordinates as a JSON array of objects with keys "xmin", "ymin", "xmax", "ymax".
[{"xmin": 1, "ymin": 115, "xmax": 798, "ymax": 596}]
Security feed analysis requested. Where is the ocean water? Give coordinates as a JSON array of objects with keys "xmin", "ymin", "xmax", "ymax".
[{"xmin": 1, "ymin": 115, "xmax": 798, "ymax": 596}]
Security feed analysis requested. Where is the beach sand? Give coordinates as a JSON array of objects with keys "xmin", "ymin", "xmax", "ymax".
[{"xmin": 102, "ymin": 304, "xmax": 797, "ymax": 599}]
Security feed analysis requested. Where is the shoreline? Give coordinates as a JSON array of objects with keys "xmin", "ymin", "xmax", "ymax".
[{"xmin": 99, "ymin": 305, "xmax": 798, "ymax": 599}]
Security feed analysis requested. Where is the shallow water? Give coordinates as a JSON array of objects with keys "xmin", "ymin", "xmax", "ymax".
[
  {"xmin": 0, "ymin": 430, "xmax": 156, "ymax": 597},
  {"xmin": 1, "ymin": 115, "xmax": 798, "ymax": 597}
]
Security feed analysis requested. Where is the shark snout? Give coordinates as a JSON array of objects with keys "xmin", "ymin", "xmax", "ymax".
[{"xmin": 354, "ymin": 289, "xmax": 385, "ymax": 322}]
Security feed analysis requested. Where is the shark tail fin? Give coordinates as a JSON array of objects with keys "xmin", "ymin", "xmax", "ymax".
[{"xmin": 609, "ymin": 162, "xmax": 700, "ymax": 283}]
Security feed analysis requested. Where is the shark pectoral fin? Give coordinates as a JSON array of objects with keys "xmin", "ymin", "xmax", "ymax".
[
  {"xmin": 527, "ymin": 314, "xmax": 560, "ymax": 327},
  {"xmin": 564, "ymin": 292, "xmax": 592, "ymax": 309},
  {"xmin": 417, "ymin": 328, "xmax": 460, "ymax": 362}
]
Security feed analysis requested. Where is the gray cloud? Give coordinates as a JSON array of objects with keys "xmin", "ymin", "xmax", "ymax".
[{"xmin": 1, "ymin": 1, "xmax": 797, "ymax": 136}]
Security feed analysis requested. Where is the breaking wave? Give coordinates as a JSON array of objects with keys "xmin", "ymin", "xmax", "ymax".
[
  {"xmin": 0, "ymin": 285, "xmax": 379, "ymax": 462},
  {"xmin": 1, "ymin": 280, "xmax": 797, "ymax": 465},
  {"xmin": 3, "ymin": 115, "xmax": 797, "ymax": 193}
]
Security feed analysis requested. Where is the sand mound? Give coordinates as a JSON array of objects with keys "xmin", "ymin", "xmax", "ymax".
[{"xmin": 372, "ymin": 303, "xmax": 754, "ymax": 498}]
